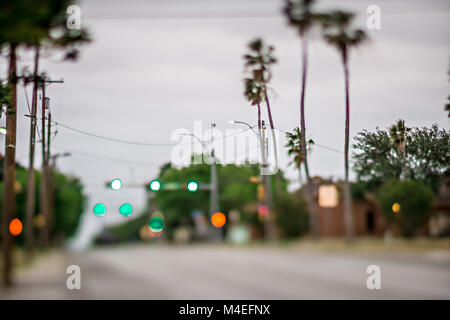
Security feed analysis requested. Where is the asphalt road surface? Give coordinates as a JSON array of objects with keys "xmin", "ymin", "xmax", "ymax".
[{"xmin": 1, "ymin": 245, "xmax": 449, "ymax": 299}]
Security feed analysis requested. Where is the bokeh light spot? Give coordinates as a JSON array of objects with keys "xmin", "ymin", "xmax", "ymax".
[
  {"xmin": 392, "ymin": 202, "xmax": 401, "ymax": 214},
  {"xmin": 9, "ymin": 218, "xmax": 23, "ymax": 236},
  {"xmin": 148, "ymin": 216, "xmax": 165, "ymax": 232},
  {"xmin": 110, "ymin": 178, "xmax": 122, "ymax": 190},
  {"xmin": 211, "ymin": 212, "xmax": 226, "ymax": 228},
  {"xmin": 93, "ymin": 203, "xmax": 107, "ymax": 216},
  {"xmin": 258, "ymin": 205, "xmax": 269, "ymax": 216},
  {"xmin": 187, "ymin": 180, "xmax": 199, "ymax": 192},
  {"xmin": 149, "ymin": 179, "xmax": 161, "ymax": 191},
  {"xmin": 119, "ymin": 203, "xmax": 133, "ymax": 217}
]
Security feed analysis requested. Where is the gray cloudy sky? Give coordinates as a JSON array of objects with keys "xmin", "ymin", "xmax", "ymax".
[{"xmin": 1, "ymin": 0, "xmax": 449, "ymax": 246}]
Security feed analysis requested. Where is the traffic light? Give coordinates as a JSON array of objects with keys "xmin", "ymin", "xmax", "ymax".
[
  {"xmin": 258, "ymin": 205, "xmax": 269, "ymax": 216},
  {"xmin": 119, "ymin": 203, "xmax": 133, "ymax": 217},
  {"xmin": 149, "ymin": 179, "xmax": 161, "ymax": 191},
  {"xmin": 149, "ymin": 216, "xmax": 164, "ymax": 232},
  {"xmin": 211, "ymin": 212, "xmax": 226, "ymax": 228},
  {"xmin": 93, "ymin": 203, "xmax": 107, "ymax": 216},
  {"xmin": 187, "ymin": 180, "xmax": 199, "ymax": 192},
  {"xmin": 257, "ymin": 184, "xmax": 265, "ymax": 201},
  {"xmin": 110, "ymin": 178, "xmax": 122, "ymax": 190}
]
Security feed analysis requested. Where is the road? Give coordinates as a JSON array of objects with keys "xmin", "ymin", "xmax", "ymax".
[{"xmin": 1, "ymin": 244, "xmax": 449, "ymax": 299}]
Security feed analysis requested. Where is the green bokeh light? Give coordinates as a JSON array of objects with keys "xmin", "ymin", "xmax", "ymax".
[
  {"xmin": 110, "ymin": 178, "xmax": 122, "ymax": 190},
  {"xmin": 93, "ymin": 203, "xmax": 106, "ymax": 216},
  {"xmin": 187, "ymin": 180, "xmax": 199, "ymax": 192},
  {"xmin": 148, "ymin": 216, "xmax": 164, "ymax": 232},
  {"xmin": 119, "ymin": 203, "xmax": 133, "ymax": 217},
  {"xmin": 149, "ymin": 179, "xmax": 161, "ymax": 191}
]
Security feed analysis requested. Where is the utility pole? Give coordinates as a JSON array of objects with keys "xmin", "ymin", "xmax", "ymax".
[
  {"xmin": 47, "ymin": 111, "xmax": 54, "ymax": 239},
  {"xmin": 25, "ymin": 47, "xmax": 40, "ymax": 256},
  {"xmin": 261, "ymin": 122, "xmax": 275, "ymax": 241},
  {"xmin": 40, "ymin": 82, "xmax": 48, "ymax": 247},
  {"xmin": 209, "ymin": 123, "xmax": 219, "ymax": 215},
  {"xmin": 2, "ymin": 43, "xmax": 17, "ymax": 287},
  {"xmin": 209, "ymin": 122, "xmax": 221, "ymax": 240},
  {"xmin": 39, "ymin": 77, "xmax": 63, "ymax": 248}
]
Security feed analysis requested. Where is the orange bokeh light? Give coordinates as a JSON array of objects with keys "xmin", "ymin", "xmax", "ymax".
[
  {"xmin": 211, "ymin": 212, "xmax": 226, "ymax": 228},
  {"xmin": 9, "ymin": 218, "xmax": 23, "ymax": 236}
]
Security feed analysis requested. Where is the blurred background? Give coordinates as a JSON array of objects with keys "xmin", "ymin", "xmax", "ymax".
[{"xmin": 0, "ymin": 0, "xmax": 449, "ymax": 299}]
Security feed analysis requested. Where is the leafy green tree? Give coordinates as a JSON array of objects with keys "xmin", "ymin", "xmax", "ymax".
[
  {"xmin": 320, "ymin": 10, "xmax": 368, "ymax": 241},
  {"xmin": 353, "ymin": 124, "xmax": 450, "ymax": 194},
  {"xmin": 0, "ymin": 159, "xmax": 86, "ymax": 246},
  {"xmin": 377, "ymin": 179, "xmax": 434, "ymax": 237},
  {"xmin": 274, "ymin": 193, "xmax": 309, "ymax": 239},
  {"xmin": 151, "ymin": 161, "xmax": 291, "ymax": 240}
]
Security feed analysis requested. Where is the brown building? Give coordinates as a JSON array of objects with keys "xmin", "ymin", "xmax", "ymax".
[
  {"xmin": 299, "ymin": 177, "xmax": 450, "ymax": 238},
  {"xmin": 300, "ymin": 177, "xmax": 387, "ymax": 238}
]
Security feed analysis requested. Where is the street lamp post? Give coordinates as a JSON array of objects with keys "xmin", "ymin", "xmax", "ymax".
[
  {"xmin": 229, "ymin": 120, "xmax": 275, "ymax": 241},
  {"xmin": 181, "ymin": 123, "xmax": 221, "ymax": 240}
]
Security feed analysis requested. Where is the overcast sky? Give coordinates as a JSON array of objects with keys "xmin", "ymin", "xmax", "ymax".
[{"xmin": 1, "ymin": 0, "xmax": 449, "ymax": 247}]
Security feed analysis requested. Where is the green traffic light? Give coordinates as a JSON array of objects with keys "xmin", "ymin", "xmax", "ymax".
[
  {"xmin": 148, "ymin": 216, "xmax": 164, "ymax": 232},
  {"xmin": 187, "ymin": 180, "xmax": 199, "ymax": 192},
  {"xmin": 149, "ymin": 179, "xmax": 161, "ymax": 191},
  {"xmin": 93, "ymin": 203, "xmax": 106, "ymax": 216},
  {"xmin": 110, "ymin": 178, "xmax": 122, "ymax": 190},
  {"xmin": 119, "ymin": 203, "xmax": 133, "ymax": 217}
]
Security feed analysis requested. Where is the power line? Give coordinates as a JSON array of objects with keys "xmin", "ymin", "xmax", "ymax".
[
  {"xmin": 51, "ymin": 120, "xmax": 255, "ymax": 147},
  {"xmin": 52, "ymin": 145, "xmax": 160, "ymax": 167}
]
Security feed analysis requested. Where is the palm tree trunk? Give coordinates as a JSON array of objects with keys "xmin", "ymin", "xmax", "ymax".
[
  {"xmin": 263, "ymin": 91, "xmax": 280, "ymax": 188},
  {"xmin": 25, "ymin": 46, "xmax": 40, "ymax": 256},
  {"xmin": 299, "ymin": 35, "xmax": 318, "ymax": 238},
  {"xmin": 342, "ymin": 48, "xmax": 354, "ymax": 241},
  {"xmin": 257, "ymin": 104, "xmax": 261, "ymax": 130},
  {"xmin": 2, "ymin": 43, "xmax": 17, "ymax": 287},
  {"xmin": 300, "ymin": 35, "xmax": 310, "ymax": 182}
]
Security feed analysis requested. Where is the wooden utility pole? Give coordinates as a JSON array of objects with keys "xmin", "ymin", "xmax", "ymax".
[
  {"xmin": 39, "ymin": 78, "xmax": 63, "ymax": 248},
  {"xmin": 40, "ymin": 81, "xmax": 49, "ymax": 247},
  {"xmin": 25, "ymin": 47, "xmax": 40, "ymax": 255},
  {"xmin": 2, "ymin": 43, "xmax": 17, "ymax": 287}
]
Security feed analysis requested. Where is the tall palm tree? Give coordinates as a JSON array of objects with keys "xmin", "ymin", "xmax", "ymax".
[
  {"xmin": 244, "ymin": 39, "xmax": 278, "ymax": 176},
  {"xmin": 282, "ymin": 0, "xmax": 319, "ymax": 184},
  {"xmin": 320, "ymin": 10, "xmax": 367, "ymax": 241},
  {"xmin": 283, "ymin": 0, "xmax": 322, "ymax": 236},
  {"xmin": 389, "ymin": 119, "xmax": 411, "ymax": 179}
]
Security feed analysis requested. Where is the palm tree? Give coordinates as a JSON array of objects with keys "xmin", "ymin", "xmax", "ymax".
[
  {"xmin": 283, "ymin": 0, "xmax": 322, "ymax": 236},
  {"xmin": 389, "ymin": 119, "xmax": 411, "ymax": 179},
  {"xmin": 285, "ymin": 127, "xmax": 314, "ymax": 184},
  {"xmin": 282, "ymin": 0, "xmax": 319, "ymax": 183},
  {"xmin": 243, "ymin": 43, "xmax": 277, "ymax": 241},
  {"xmin": 320, "ymin": 10, "xmax": 368, "ymax": 241},
  {"xmin": 244, "ymin": 39, "xmax": 278, "ymax": 176}
]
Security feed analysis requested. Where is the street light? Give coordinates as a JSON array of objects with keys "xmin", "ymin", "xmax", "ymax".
[
  {"xmin": 229, "ymin": 120, "xmax": 258, "ymax": 137},
  {"xmin": 0, "ymin": 127, "xmax": 6, "ymax": 135}
]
